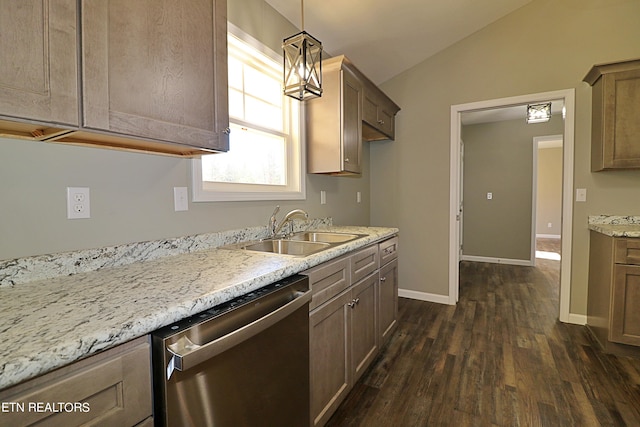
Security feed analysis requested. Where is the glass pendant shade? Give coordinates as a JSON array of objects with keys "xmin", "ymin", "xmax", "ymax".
[
  {"xmin": 283, "ymin": 31, "xmax": 323, "ymax": 100},
  {"xmin": 526, "ymin": 102, "xmax": 552, "ymax": 123}
]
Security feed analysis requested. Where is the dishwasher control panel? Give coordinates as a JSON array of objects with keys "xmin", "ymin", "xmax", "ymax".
[{"xmin": 153, "ymin": 274, "xmax": 309, "ymax": 339}]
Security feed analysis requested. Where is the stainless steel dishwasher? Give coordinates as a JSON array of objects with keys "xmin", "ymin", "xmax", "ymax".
[{"xmin": 152, "ymin": 274, "xmax": 311, "ymax": 427}]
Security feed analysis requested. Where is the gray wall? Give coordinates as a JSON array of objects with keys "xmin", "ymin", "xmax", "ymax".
[
  {"xmin": 0, "ymin": 0, "xmax": 370, "ymax": 261},
  {"xmin": 372, "ymin": 0, "xmax": 640, "ymax": 315},
  {"xmin": 537, "ymin": 147, "xmax": 563, "ymax": 237},
  {"xmin": 461, "ymin": 115, "xmax": 563, "ymax": 261}
]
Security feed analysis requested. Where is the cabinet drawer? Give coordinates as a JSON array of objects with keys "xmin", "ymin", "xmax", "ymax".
[
  {"xmin": 379, "ymin": 236, "xmax": 399, "ymax": 266},
  {"xmin": 0, "ymin": 336, "xmax": 152, "ymax": 427},
  {"xmin": 351, "ymin": 245, "xmax": 378, "ymax": 284},
  {"xmin": 614, "ymin": 238, "xmax": 640, "ymax": 265},
  {"xmin": 304, "ymin": 257, "xmax": 350, "ymax": 311}
]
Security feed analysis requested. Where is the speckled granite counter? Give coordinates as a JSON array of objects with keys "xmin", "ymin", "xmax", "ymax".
[
  {"xmin": 0, "ymin": 225, "xmax": 398, "ymax": 390},
  {"xmin": 588, "ymin": 215, "xmax": 640, "ymax": 237}
]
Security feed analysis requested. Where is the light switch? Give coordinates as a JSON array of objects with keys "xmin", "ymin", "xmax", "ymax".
[
  {"xmin": 576, "ymin": 188, "xmax": 587, "ymax": 202},
  {"xmin": 174, "ymin": 187, "xmax": 188, "ymax": 211}
]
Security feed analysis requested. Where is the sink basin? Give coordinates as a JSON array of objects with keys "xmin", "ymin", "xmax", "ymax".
[
  {"xmin": 289, "ymin": 231, "xmax": 361, "ymax": 244},
  {"xmin": 222, "ymin": 231, "xmax": 366, "ymax": 257},
  {"xmin": 242, "ymin": 239, "xmax": 330, "ymax": 256}
]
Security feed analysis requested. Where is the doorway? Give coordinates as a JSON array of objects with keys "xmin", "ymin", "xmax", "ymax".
[
  {"xmin": 449, "ymin": 89, "xmax": 575, "ymax": 323},
  {"xmin": 534, "ymin": 134, "xmax": 563, "ymax": 264}
]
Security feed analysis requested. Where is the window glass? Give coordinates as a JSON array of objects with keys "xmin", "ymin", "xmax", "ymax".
[{"xmin": 192, "ymin": 26, "xmax": 304, "ymax": 202}]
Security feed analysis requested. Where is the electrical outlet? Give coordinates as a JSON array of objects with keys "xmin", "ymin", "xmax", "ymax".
[
  {"xmin": 67, "ymin": 187, "xmax": 90, "ymax": 219},
  {"xmin": 487, "ymin": 192, "xmax": 493, "ymax": 200}
]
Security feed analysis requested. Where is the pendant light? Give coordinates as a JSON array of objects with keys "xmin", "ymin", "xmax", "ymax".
[{"xmin": 282, "ymin": 0, "xmax": 323, "ymax": 100}]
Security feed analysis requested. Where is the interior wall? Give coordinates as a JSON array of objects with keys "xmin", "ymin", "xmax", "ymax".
[
  {"xmin": 537, "ymin": 146, "xmax": 563, "ymax": 237},
  {"xmin": 0, "ymin": 0, "xmax": 370, "ymax": 261},
  {"xmin": 461, "ymin": 115, "xmax": 563, "ymax": 261},
  {"xmin": 372, "ymin": 0, "xmax": 640, "ymax": 315}
]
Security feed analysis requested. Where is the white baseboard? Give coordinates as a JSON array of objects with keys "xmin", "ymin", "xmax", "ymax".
[
  {"xmin": 399, "ymin": 288, "xmax": 453, "ymax": 305},
  {"xmin": 399, "ymin": 288, "xmax": 589, "ymax": 325},
  {"xmin": 567, "ymin": 313, "xmax": 587, "ymax": 325},
  {"xmin": 536, "ymin": 234, "xmax": 561, "ymax": 239},
  {"xmin": 460, "ymin": 255, "xmax": 533, "ymax": 267}
]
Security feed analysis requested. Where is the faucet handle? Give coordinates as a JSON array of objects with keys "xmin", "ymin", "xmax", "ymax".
[{"xmin": 268, "ymin": 205, "xmax": 280, "ymax": 236}]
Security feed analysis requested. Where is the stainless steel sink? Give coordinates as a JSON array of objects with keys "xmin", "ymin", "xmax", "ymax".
[
  {"xmin": 242, "ymin": 239, "xmax": 330, "ymax": 256},
  {"xmin": 222, "ymin": 231, "xmax": 366, "ymax": 257},
  {"xmin": 288, "ymin": 231, "xmax": 361, "ymax": 243}
]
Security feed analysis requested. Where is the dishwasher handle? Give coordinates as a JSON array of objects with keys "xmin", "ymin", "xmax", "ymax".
[{"xmin": 167, "ymin": 289, "xmax": 311, "ymax": 373}]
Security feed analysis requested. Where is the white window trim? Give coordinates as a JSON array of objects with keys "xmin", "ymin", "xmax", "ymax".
[{"xmin": 192, "ymin": 23, "xmax": 306, "ymax": 202}]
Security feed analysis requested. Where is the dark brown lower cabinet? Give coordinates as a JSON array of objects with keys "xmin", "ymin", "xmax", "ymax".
[
  {"xmin": 0, "ymin": 336, "xmax": 152, "ymax": 427},
  {"xmin": 307, "ymin": 236, "xmax": 399, "ymax": 427},
  {"xmin": 587, "ymin": 231, "xmax": 640, "ymax": 356}
]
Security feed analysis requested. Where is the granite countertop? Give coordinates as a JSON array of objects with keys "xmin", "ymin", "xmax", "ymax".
[
  {"xmin": 588, "ymin": 215, "xmax": 640, "ymax": 237},
  {"xmin": 0, "ymin": 225, "xmax": 397, "ymax": 390}
]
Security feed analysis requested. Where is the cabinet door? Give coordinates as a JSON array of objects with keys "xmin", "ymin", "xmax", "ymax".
[
  {"xmin": 81, "ymin": 0, "xmax": 229, "ymax": 151},
  {"xmin": 611, "ymin": 264, "xmax": 640, "ymax": 346},
  {"xmin": 379, "ymin": 259, "xmax": 399, "ymax": 344},
  {"xmin": 601, "ymin": 69, "xmax": 640, "ymax": 169},
  {"xmin": 350, "ymin": 273, "xmax": 378, "ymax": 382},
  {"xmin": 377, "ymin": 106, "xmax": 394, "ymax": 138},
  {"xmin": 362, "ymin": 91, "xmax": 378, "ymax": 127},
  {"xmin": 341, "ymin": 69, "xmax": 362, "ymax": 174},
  {"xmin": 310, "ymin": 290, "xmax": 352, "ymax": 427},
  {"xmin": 0, "ymin": 0, "xmax": 78, "ymax": 127}
]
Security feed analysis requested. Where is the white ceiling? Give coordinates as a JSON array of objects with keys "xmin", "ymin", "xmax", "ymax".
[{"xmin": 265, "ymin": 0, "xmax": 534, "ymax": 84}]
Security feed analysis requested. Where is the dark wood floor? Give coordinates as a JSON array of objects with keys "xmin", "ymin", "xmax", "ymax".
[{"xmin": 326, "ymin": 239, "xmax": 640, "ymax": 426}]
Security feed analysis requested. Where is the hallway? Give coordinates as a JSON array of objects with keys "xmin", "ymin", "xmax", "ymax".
[{"xmin": 326, "ymin": 244, "xmax": 640, "ymax": 426}]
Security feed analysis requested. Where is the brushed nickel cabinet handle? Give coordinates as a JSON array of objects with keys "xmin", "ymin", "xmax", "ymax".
[
  {"xmin": 380, "ymin": 277, "xmax": 387, "ymax": 282},
  {"xmin": 223, "ymin": 127, "xmax": 231, "ymax": 135}
]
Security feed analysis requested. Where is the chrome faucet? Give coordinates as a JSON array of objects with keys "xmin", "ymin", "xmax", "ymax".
[{"xmin": 269, "ymin": 207, "xmax": 309, "ymax": 238}]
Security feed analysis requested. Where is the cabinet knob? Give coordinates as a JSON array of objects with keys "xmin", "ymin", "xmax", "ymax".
[
  {"xmin": 345, "ymin": 158, "xmax": 350, "ymax": 163},
  {"xmin": 347, "ymin": 301, "xmax": 356, "ymax": 308},
  {"xmin": 380, "ymin": 277, "xmax": 387, "ymax": 282},
  {"xmin": 223, "ymin": 127, "xmax": 231, "ymax": 135},
  {"xmin": 377, "ymin": 119, "xmax": 384, "ymax": 125}
]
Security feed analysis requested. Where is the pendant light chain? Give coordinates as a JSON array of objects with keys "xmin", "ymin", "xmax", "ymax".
[{"xmin": 301, "ymin": 0, "xmax": 305, "ymax": 30}]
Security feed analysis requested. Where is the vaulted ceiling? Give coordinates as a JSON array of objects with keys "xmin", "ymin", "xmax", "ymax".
[{"xmin": 265, "ymin": 0, "xmax": 534, "ymax": 84}]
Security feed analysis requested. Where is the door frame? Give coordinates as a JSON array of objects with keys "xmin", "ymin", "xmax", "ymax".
[{"xmin": 449, "ymin": 89, "xmax": 575, "ymax": 323}]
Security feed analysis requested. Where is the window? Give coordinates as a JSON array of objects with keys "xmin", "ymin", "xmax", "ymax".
[{"xmin": 192, "ymin": 26, "xmax": 304, "ymax": 202}]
